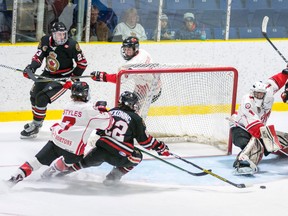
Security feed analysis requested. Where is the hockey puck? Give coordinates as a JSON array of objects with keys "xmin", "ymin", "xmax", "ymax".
[{"xmin": 260, "ymin": 185, "xmax": 266, "ymax": 189}]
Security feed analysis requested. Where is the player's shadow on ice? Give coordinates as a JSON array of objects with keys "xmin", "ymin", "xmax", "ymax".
[{"xmin": 23, "ymin": 177, "xmax": 179, "ymax": 196}]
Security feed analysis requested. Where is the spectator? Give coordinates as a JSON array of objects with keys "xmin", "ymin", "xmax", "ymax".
[
  {"xmin": 113, "ymin": 8, "xmax": 147, "ymax": 41},
  {"xmin": 153, "ymin": 13, "xmax": 174, "ymax": 40},
  {"xmin": 175, "ymin": 12, "xmax": 206, "ymax": 40},
  {"xmin": 70, "ymin": 5, "xmax": 111, "ymax": 41}
]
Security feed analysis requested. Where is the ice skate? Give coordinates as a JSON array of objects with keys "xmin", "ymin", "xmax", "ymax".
[
  {"xmin": 7, "ymin": 174, "xmax": 24, "ymax": 187},
  {"xmin": 20, "ymin": 122, "xmax": 41, "ymax": 139},
  {"xmin": 233, "ymin": 159, "xmax": 257, "ymax": 176},
  {"xmin": 103, "ymin": 168, "xmax": 125, "ymax": 186},
  {"xmin": 41, "ymin": 166, "xmax": 57, "ymax": 179}
]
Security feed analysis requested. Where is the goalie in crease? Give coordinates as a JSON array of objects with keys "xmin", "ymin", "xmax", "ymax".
[
  {"xmin": 229, "ymin": 69, "xmax": 288, "ymax": 175},
  {"xmin": 89, "ymin": 36, "xmax": 162, "ymax": 119}
]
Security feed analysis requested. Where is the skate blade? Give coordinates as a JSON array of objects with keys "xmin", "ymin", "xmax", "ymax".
[{"xmin": 20, "ymin": 134, "xmax": 38, "ymax": 139}]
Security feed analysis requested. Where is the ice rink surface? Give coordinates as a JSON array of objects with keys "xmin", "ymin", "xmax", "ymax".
[{"xmin": 0, "ymin": 113, "xmax": 288, "ymax": 216}]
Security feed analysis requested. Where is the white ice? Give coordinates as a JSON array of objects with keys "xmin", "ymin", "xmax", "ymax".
[{"xmin": 0, "ymin": 112, "xmax": 288, "ymax": 216}]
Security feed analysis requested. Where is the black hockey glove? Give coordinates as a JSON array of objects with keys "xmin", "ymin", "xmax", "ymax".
[
  {"xmin": 91, "ymin": 71, "xmax": 107, "ymax": 82},
  {"xmin": 282, "ymin": 68, "xmax": 288, "ymax": 74},
  {"xmin": 154, "ymin": 141, "xmax": 170, "ymax": 156},
  {"xmin": 95, "ymin": 101, "xmax": 108, "ymax": 112},
  {"xmin": 281, "ymin": 83, "xmax": 288, "ymax": 103},
  {"xmin": 23, "ymin": 65, "xmax": 35, "ymax": 79}
]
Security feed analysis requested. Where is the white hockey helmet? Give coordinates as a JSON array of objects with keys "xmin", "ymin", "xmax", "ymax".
[{"xmin": 250, "ymin": 81, "xmax": 267, "ymax": 107}]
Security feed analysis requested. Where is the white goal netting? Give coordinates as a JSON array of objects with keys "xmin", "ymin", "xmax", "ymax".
[{"xmin": 115, "ymin": 64, "xmax": 238, "ymax": 154}]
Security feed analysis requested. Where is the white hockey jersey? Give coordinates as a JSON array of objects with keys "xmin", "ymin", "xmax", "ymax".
[
  {"xmin": 50, "ymin": 101, "xmax": 113, "ymax": 155},
  {"xmin": 232, "ymin": 77, "xmax": 281, "ymax": 138}
]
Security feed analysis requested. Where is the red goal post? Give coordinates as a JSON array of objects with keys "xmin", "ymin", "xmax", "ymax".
[{"xmin": 115, "ymin": 64, "xmax": 238, "ymax": 155}]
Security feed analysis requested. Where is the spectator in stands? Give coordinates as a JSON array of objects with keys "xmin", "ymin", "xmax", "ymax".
[
  {"xmin": 0, "ymin": 11, "xmax": 11, "ymax": 42},
  {"xmin": 175, "ymin": 12, "xmax": 206, "ymax": 40},
  {"xmin": 113, "ymin": 8, "xmax": 147, "ymax": 41},
  {"xmin": 152, "ymin": 13, "xmax": 175, "ymax": 40},
  {"xmin": 70, "ymin": 5, "xmax": 111, "ymax": 41}
]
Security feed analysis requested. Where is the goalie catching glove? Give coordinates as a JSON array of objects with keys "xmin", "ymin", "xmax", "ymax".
[
  {"xmin": 91, "ymin": 71, "xmax": 107, "ymax": 82},
  {"xmin": 153, "ymin": 141, "xmax": 170, "ymax": 156},
  {"xmin": 281, "ymin": 82, "xmax": 288, "ymax": 103}
]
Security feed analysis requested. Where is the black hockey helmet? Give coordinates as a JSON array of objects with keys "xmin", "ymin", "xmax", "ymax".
[
  {"xmin": 71, "ymin": 81, "xmax": 90, "ymax": 102},
  {"xmin": 50, "ymin": 22, "xmax": 68, "ymax": 45},
  {"xmin": 121, "ymin": 36, "xmax": 139, "ymax": 60},
  {"xmin": 119, "ymin": 91, "xmax": 139, "ymax": 111}
]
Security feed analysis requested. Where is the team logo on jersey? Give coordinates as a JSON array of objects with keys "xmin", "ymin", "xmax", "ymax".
[
  {"xmin": 46, "ymin": 52, "xmax": 59, "ymax": 72},
  {"xmin": 42, "ymin": 46, "xmax": 48, "ymax": 52},
  {"xmin": 75, "ymin": 43, "xmax": 81, "ymax": 51},
  {"xmin": 245, "ymin": 103, "xmax": 251, "ymax": 109}
]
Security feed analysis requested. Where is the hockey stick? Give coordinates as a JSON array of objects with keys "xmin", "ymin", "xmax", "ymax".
[
  {"xmin": 0, "ymin": 64, "xmax": 93, "ymax": 82},
  {"xmin": 169, "ymin": 152, "xmax": 246, "ymax": 188},
  {"xmin": 135, "ymin": 147, "xmax": 209, "ymax": 177},
  {"xmin": 226, "ymin": 117, "xmax": 288, "ymax": 157},
  {"xmin": 262, "ymin": 16, "xmax": 288, "ymax": 64}
]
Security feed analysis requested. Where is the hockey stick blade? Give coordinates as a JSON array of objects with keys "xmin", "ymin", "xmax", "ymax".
[
  {"xmin": 261, "ymin": 16, "xmax": 288, "ymax": 64},
  {"xmin": 135, "ymin": 147, "xmax": 209, "ymax": 176},
  {"xmin": 170, "ymin": 152, "xmax": 247, "ymax": 188}
]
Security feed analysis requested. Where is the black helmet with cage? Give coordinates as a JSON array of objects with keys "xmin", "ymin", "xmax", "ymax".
[
  {"xmin": 119, "ymin": 91, "xmax": 139, "ymax": 111},
  {"xmin": 71, "ymin": 81, "xmax": 90, "ymax": 102},
  {"xmin": 121, "ymin": 36, "xmax": 139, "ymax": 60},
  {"xmin": 50, "ymin": 22, "xmax": 68, "ymax": 45}
]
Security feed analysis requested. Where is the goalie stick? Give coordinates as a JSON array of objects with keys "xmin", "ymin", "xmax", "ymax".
[
  {"xmin": 136, "ymin": 147, "xmax": 247, "ymax": 188},
  {"xmin": 262, "ymin": 16, "xmax": 288, "ymax": 64},
  {"xmin": 0, "ymin": 64, "xmax": 93, "ymax": 82}
]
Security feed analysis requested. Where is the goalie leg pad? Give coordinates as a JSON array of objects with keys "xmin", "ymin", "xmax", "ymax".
[
  {"xmin": 233, "ymin": 137, "xmax": 264, "ymax": 175},
  {"xmin": 260, "ymin": 125, "xmax": 282, "ymax": 152}
]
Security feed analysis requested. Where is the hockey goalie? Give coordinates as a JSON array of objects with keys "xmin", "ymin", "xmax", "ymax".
[{"xmin": 229, "ymin": 70, "xmax": 288, "ymax": 175}]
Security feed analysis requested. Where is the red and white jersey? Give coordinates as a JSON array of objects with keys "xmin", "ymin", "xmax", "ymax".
[
  {"xmin": 50, "ymin": 101, "xmax": 113, "ymax": 155},
  {"xmin": 233, "ymin": 72, "xmax": 288, "ymax": 138}
]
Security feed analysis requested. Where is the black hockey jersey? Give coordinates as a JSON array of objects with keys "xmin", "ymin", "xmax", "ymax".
[
  {"xmin": 30, "ymin": 35, "xmax": 87, "ymax": 78},
  {"xmin": 97, "ymin": 107, "xmax": 160, "ymax": 157}
]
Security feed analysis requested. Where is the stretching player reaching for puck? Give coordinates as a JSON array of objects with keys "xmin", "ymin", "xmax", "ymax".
[
  {"xmin": 21, "ymin": 22, "xmax": 87, "ymax": 139},
  {"xmin": 229, "ymin": 69, "xmax": 288, "ymax": 175},
  {"xmin": 43, "ymin": 91, "xmax": 170, "ymax": 186}
]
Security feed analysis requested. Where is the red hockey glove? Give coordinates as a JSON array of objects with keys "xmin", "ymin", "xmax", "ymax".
[
  {"xmin": 91, "ymin": 71, "xmax": 107, "ymax": 82},
  {"xmin": 23, "ymin": 65, "xmax": 35, "ymax": 79},
  {"xmin": 155, "ymin": 141, "xmax": 170, "ymax": 156},
  {"xmin": 63, "ymin": 80, "xmax": 73, "ymax": 89},
  {"xmin": 95, "ymin": 101, "xmax": 108, "ymax": 112}
]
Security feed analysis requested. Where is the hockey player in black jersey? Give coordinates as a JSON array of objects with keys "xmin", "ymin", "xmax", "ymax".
[
  {"xmin": 44, "ymin": 91, "xmax": 170, "ymax": 185},
  {"xmin": 21, "ymin": 22, "xmax": 87, "ymax": 139}
]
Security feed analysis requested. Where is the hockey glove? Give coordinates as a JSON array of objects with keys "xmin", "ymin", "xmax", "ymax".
[
  {"xmin": 281, "ymin": 83, "xmax": 288, "ymax": 103},
  {"xmin": 282, "ymin": 68, "xmax": 288, "ymax": 74},
  {"xmin": 95, "ymin": 101, "xmax": 108, "ymax": 112},
  {"xmin": 155, "ymin": 141, "xmax": 170, "ymax": 156},
  {"xmin": 63, "ymin": 80, "xmax": 73, "ymax": 89},
  {"xmin": 91, "ymin": 71, "xmax": 107, "ymax": 82},
  {"xmin": 23, "ymin": 65, "xmax": 35, "ymax": 79}
]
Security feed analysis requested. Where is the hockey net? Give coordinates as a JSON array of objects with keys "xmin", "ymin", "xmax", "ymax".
[{"xmin": 115, "ymin": 64, "xmax": 238, "ymax": 155}]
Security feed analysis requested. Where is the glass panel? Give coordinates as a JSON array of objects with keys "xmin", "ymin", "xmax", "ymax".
[{"xmin": 0, "ymin": 0, "xmax": 12, "ymax": 43}]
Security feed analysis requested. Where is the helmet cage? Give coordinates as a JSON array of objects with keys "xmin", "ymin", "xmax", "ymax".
[
  {"xmin": 51, "ymin": 22, "xmax": 68, "ymax": 45},
  {"xmin": 121, "ymin": 37, "xmax": 139, "ymax": 60}
]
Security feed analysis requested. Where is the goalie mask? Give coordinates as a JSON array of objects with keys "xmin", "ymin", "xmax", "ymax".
[
  {"xmin": 71, "ymin": 81, "xmax": 90, "ymax": 102},
  {"xmin": 119, "ymin": 91, "xmax": 139, "ymax": 111},
  {"xmin": 250, "ymin": 81, "xmax": 267, "ymax": 107},
  {"xmin": 121, "ymin": 36, "xmax": 139, "ymax": 60},
  {"xmin": 51, "ymin": 22, "xmax": 68, "ymax": 45}
]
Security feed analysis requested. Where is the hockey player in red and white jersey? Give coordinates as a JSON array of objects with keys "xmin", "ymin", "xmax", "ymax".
[
  {"xmin": 230, "ymin": 70, "xmax": 288, "ymax": 175},
  {"xmin": 89, "ymin": 36, "xmax": 162, "ymax": 118},
  {"xmin": 7, "ymin": 81, "xmax": 114, "ymax": 186}
]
